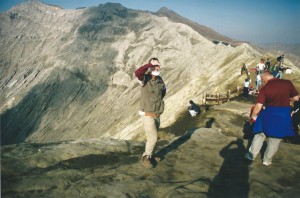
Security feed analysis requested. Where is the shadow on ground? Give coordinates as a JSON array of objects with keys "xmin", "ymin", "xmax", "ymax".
[
  {"xmin": 160, "ymin": 105, "xmax": 213, "ymax": 137},
  {"xmin": 208, "ymin": 138, "xmax": 251, "ymax": 198}
]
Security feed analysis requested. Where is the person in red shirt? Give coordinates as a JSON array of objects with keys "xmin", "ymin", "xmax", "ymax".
[{"xmin": 245, "ymin": 70, "xmax": 299, "ymax": 166}]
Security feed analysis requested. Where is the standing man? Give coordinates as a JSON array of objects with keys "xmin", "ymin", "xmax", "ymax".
[
  {"xmin": 245, "ymin": 70, "xmax": 299, "ymax": 166},
  {"xmin": 135, "ymin": 58, "xmax": 166, "ymax": 168},
  {"xmin": 277, "ymin": 54, "xmax": 284, "ymax": 65},
  {"xmin": 255, "ymin": 73, "xmax": 262, "ymax": 91},
  {"xmin": 242, "ymin": 78, "xmax": 250, "ymax": 99},
  {"xmin": 276, "ymin": 63, "xmax": 284, "ymax": 79},
  {"xmin": 265, "ymin": 58, "xmax": 271, "ymax": 70},
  {"xmin": 241, "ymin": 63, "xmax": 248, "ymax": 76},
  {"xmin": 256, "ymin": 59, "xmax": 265, "ymax": 74}
]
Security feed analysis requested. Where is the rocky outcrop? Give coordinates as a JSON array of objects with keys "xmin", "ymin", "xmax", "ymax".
[{"xmin": 1, "ymin": 1, "xmax": 299, "ymax": 145}]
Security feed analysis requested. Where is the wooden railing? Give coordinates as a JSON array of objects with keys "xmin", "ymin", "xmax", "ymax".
[{"xmin": 203, "ymin": 90, "xmax": 231, "ymax": 105}]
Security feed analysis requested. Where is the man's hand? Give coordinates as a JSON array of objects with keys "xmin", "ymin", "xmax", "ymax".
[{"xmin": 251, "ymin": 115, "xmax": 257, "ymax": 123}]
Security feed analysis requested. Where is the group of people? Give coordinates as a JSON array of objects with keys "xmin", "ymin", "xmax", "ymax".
[
  {"xmin": 241, "ymin": 55, "xmax": 286, "ymax": 99},
  {"xmin": 135, "ymin": 57, "xmax": 299, "ymax": 168},
  {"xmin": 255, "ymin": 55, "xmax": 285, "ymax": 77}
]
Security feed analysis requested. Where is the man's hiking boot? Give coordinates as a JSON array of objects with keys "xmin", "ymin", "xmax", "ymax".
[{"xmin": 142, "ymin": 156, "xmax": 153, "ymax": 168}]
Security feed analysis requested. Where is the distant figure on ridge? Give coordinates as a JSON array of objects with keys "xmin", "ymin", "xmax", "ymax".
[
  {"xmin": 277, "ymin": 54, "xmax": 284, "ymax": 65},
  {"xmin": 271, "ymin": 63, "xmax": 280, "ymax": 77},
  {"xmin": 242, "ymin": 78, "xmax": 250, "ymax": 99},
  {"xmin": 256, "ymin": 73, "xmax": 262, "ymax": 91},
  {"xmin": 241, "ymin": 63, "xmax": 248, "ymax": 76},
  {"xmin": 275, "ymin": 63, "xmax": 284, "ymax": 79},
  {"xmin": 188, "ymin": 100, "xmax": 200, "ymax": 117},
  {"xmin": 256, "ymin": 59, "xmax": 265, "ymax": 74},
  {"xmin": 245, "ymin": 70, "xmax": 299, "ymax": 166},
  {"xmin": 135, "ymin": 57, "xmax": 166, "ymax": 168},
  {"xmin": 265, "ymin": 58, "xmax": 271, "ymax": 70}
]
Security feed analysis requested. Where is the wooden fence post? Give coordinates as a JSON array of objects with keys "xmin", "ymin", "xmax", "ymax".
[{"xmin": 227, "ymin": 90, "xmax": 231, "ymax": 101}]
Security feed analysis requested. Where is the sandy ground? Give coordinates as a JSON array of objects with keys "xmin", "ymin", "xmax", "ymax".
[{"xmin": 2, "ymin": 99, "xmax": 300, "ymax": 198}]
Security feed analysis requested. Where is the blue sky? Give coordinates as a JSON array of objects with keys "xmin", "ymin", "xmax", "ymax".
[{"xmin": 1, "ymin": 0, "xmax": 300, "ymax": 44}]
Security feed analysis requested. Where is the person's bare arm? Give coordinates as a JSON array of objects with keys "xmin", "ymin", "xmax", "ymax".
[
  {"xmin": 251, "ymin": 103, "xmax": 263, "ymax": 120},
  {"xmin": 291, "ymin": 95, "xmax": 299, "ymax": 102}
]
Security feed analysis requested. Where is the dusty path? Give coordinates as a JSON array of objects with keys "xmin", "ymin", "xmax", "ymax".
[{"xmin": 2, "ymin": 100, "xmax": 300, "ymax": 198}]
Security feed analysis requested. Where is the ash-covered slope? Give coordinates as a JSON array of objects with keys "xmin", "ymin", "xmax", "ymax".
[
  {"xmin": 1, "ymin": 1, "xmax": 299, "ymax": 145},
  {"xmin": 156, "ymin": 7, "xmax": 242, "ymax": 46}
]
